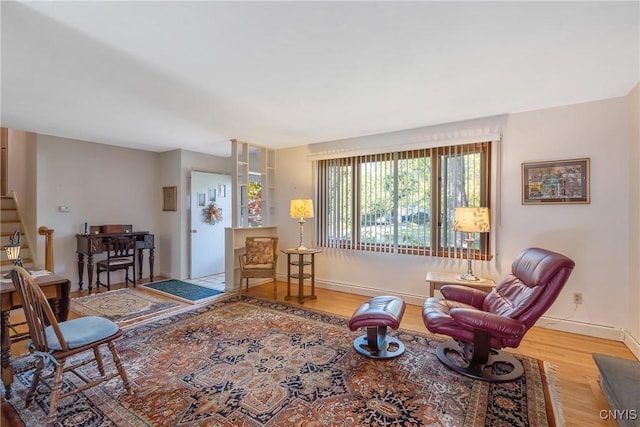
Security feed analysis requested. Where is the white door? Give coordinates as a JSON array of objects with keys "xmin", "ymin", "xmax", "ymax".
[{"xmin": 190, "ymin": 171, "xmax": 232, "ymax": 278}]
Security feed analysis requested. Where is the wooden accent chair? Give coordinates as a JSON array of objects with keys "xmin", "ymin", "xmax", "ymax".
[
  {"xmin": 10, "ymin": 267, "xmax": 132, "ymax": 426},
  {"xmin": 95, "ymin": 236, "xmax": 136, "ymax": 291},
  {"xmin": 238, "ymin": 236, "xmax": 279, "ymax": 299}
]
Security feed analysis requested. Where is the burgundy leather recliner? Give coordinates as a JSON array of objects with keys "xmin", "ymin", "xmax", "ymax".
[{"xmin": 422, "ymin": 247, "xmax": 575, "ymax": 382}]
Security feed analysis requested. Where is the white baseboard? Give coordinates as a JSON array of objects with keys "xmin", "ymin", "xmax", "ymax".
[
  {"xmin": 623, "ymin": 330, "xmax": 640, "ymax": 360},
  {"xmin": 275, "ymin": 275, "xmax": 639, "ymax": 355},
  {"xmin": 310, "ymin": 277, "xmax": 426, "ymax": 306},
  {"xmin": 535, "ymin": 316, "xmax": 624, "ymax": 341}
]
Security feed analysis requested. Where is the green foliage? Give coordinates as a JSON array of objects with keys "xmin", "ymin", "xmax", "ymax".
[{"xmin": 248, "ymin": 182, "xmax": 261, "ymax": 200}]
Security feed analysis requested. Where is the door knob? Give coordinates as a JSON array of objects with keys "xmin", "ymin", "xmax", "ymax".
[{"xmin": 191, "ymin": 229, "xmax": 198, "ymax": 233}]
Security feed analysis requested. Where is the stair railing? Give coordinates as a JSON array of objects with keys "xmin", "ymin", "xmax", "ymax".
[{"xmin": 38, "ymin": 226, "xmax": 55, "ymax": 272}]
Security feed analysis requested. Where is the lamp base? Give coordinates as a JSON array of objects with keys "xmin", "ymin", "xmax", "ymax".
[
  {"xmin": 297, "ymin": 219, "xmax": 307, "ymax": 252},
  {"xmin": 458, "ymin": 273, "xmax": 480, "ymax": 282}
]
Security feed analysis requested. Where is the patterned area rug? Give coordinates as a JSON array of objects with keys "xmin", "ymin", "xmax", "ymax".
[
  {"xmin": 8, "ymin": 296, "xmax": 560, "ymax": 426},
  {"xmin": 70, "ymin": 288, "xmax": 183, "ymax": 325},
  {"xmin": 143, "ymin": 279, "xmax": 224, "ymax": 304}
]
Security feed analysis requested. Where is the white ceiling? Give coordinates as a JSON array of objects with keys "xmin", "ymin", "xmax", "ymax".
[{"xmin": 2, "ymin": 1, "xmax": 638, "ymax": 157}]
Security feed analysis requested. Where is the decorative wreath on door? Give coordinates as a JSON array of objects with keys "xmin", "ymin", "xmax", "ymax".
[{"xmin": 202, "ymin": 201, "xmax": 223, "ymax": 225}]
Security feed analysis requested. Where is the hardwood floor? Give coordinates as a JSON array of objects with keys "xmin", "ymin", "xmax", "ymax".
[{"xmin": 4, "ymin": 279, "xmax": 637, "ymax": 427}]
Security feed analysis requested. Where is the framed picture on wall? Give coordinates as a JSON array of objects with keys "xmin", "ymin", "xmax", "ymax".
[
  {"xmin": 198, "ymin": 193, "xmax": 206, "ymax": 207},
  {"xmin": 162, "ymin": 186, "xmax": 177, "ymax": 211},
  {"xmin": 522, "ymin": 158, "xmax": 590, "ymax": 205}
]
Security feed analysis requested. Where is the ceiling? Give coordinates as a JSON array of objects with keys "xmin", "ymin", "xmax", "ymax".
[{"xmin": 2, "ymin": 1, "xmax": 638, "ymax": 158}]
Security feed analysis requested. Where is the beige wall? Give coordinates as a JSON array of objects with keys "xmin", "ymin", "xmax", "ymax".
[
  {"xmin": 627, "ymin": 83, "xmax": 640, "ymax": 353},
  {"xmin": 35, "ymin": 136, "xmax": 161, "ymax": 285},
  {"xmin": 157, "ymin": 149, "xmax": 182, "ymax": 279}
]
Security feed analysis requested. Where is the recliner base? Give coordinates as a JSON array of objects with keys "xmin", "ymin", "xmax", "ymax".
[{"xmin": 435, "ymin": 340, "xmax": 524, "ymax": 382}]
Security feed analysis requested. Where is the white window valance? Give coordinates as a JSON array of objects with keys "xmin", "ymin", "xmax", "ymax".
[{"xmin": 306, "ymin": 114, "xmax": 506, "ymax": 161}]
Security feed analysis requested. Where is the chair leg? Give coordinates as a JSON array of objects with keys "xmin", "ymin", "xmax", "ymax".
[
  {"xmin": 132, "ymin": 262, "xmax": 136, "ymax": 288},
  {"xmin": 93, "ymin": 347, "xmax": 106, "ymax": 376},
  {"xmin": 45, "ymin": 362, "xmax": 66, "ymax": 426},
  {"xmin": 108, "ymin": 341, "xmax": 132, "ymax": 393},
  {"xmin": 25, "ymin": 358, "xmax": 44, "ymax": 408},
  {"xmin": 106, "ymin": 268, "xmax": 111, "ymax": 291},
  {"xmin": 273, "ymin": 277, "xmax": 277, "ymax": 300}
]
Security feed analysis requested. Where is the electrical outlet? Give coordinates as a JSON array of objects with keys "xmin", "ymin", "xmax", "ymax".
[{"xmin": 573, "ymin": 292, "xmax": 583, "ymax": 305}]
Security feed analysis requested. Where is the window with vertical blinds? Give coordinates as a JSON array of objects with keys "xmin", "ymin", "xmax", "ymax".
[{"xmin": 316, "ymin": 141, "xmax": 492, "ymax": 259}]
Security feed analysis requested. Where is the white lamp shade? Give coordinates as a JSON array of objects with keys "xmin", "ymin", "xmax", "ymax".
[
  {"xmin": 454, "ymin": 207, "xmax": 490, "ymax": 233},
  {"xmin": 290, "ymin": 199, "xmax": 314, "ymax": 219}
]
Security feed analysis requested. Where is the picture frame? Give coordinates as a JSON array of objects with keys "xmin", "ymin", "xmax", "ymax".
[
  {"xmin": 522, "ymin": 158, "xmax": 590, "ymax": 205},
  {"xmin": 162, "ymin": 186, "xmax": 177, "ymax": 211},
  {"xmin": 208, "ymin": 187, "xmax": 216, "ymax": 202},
  {"xmin": 198, "ymin": 193, "xmax": 206, "ymax": 207}
]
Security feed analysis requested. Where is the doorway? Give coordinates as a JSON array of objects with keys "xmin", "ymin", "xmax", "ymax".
[{"xmin": 190, "ymin": 171, "xmax": 232, "ymax": 279}]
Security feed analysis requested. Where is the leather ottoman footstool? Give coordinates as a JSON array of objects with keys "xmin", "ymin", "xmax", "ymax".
[{"xmin": 348, "ymin": 296, "xmax": 406, "ymax": 359}]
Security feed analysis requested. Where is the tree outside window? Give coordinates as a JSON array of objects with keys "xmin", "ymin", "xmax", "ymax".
[{"xmin": 316, "ymin": 142, "xmax": 491, "ymax": 258}]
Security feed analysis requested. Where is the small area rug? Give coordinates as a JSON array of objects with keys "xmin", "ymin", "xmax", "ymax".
[
  {"xmin": 8, "ymin": 296, "xmax": 561, "ymax": 426},
  {"xmin": 70, "ymin": 288, "xmax": 182, "ymax": 325},
  {"xmin": 143, "ymin": 279, "xmax": 223, "ymax": 304}
]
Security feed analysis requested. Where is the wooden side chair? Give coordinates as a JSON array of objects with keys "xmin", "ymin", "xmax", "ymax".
[
  {"xmin": 10, "ymin": 267, "xmax": 132, "ymax": 426},
  {"xmin": 238, "ymin": 236, "xmax": 279, "ymax": 299},
  {"xmin": 96, "ymin": 236, "xmax": 136, "ymax": 291}
]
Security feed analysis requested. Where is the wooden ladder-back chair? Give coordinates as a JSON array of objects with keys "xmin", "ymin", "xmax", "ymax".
[
  {"xmin": 10, "ymin": 267, "xmax": 132, "ymax": 426},
  {"xmin": 96, "ymin": 236, "xmax": 136, "ymax": 292},
  {"xmin": 238, "ymin": 236, "xmax": 279, "ymax": 299}
]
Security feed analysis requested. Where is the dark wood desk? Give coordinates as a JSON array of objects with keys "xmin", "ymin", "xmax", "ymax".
[
  {"xmin": 0, "ymin": 272, "xmax": 70, "ymax": 398},
  {"xmin": 76, "ymin": 231, "xmax": 154, "ymax": 293},
  {"xmin": 282, "ymin": 248, "xmax": 321, "ymax": 304}
]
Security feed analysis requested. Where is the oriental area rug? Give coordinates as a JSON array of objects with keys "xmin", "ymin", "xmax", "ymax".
[
  {"xmin": 70, "ymin": 288, "xmax": 183, "ymax": 326},
  {"xmin": 8, "ymin": 296, "xmax": 561, "ymax": 426}
]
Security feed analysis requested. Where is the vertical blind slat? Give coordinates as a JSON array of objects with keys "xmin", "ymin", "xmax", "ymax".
[{"xmin": 315, "ymin": 142, "xmax": 492, "ymax": 259}]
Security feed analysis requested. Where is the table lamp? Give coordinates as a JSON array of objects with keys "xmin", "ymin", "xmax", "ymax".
[
  {"xmin": 3, "ymin": 231, "xmax": 23, "ymax": 278},
  {"xmin": 290, "ymin": 199, "xmax": 314, "ymax": 250},
  {"xmin": 5, "ymin": 230, "xmax": 23, "ymax": 267},
  {"xmin": 453, "ymin": 207, "xmax": 490, "ymax": 281}
]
